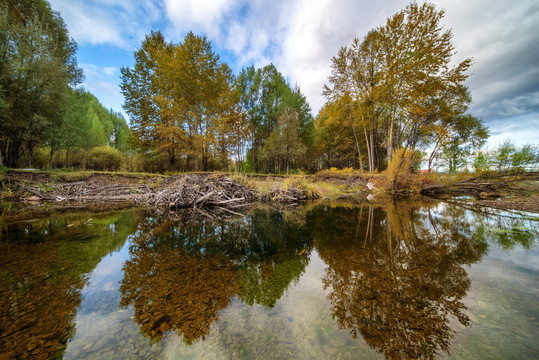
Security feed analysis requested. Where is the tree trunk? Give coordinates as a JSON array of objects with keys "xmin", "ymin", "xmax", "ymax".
[
  {"xmin": 350, "ymin": 110, "xmax": 363, "ymax": 172},
  {"xmin": 169, "ymin": 149, "xmax": 175, "ymax": 171},
  {"xmin": 363, "ymin": 125, "xmax": 372, "ymax": 173},
  {"xmin": 48, "ymin": 147, "xmax": 55, "ymax": 169},
  {"xmin": 203, "ymin": 153, "xmax": 208, "ymax": 172},
  {"xmin": 427, "ymin": 144, "xmax": 440, "ymax": 173},
  {"xmin": 0, "ymin": 140, "xmax": 4, "ymax": 167},
  {"xmin": 370, "ymin": 126, "xmax": 375, "ymax": 172},
  {"xmin": 221, "ymin": 152, "xmax": 227, "ymax": 170},
  {"xmin": 251, "ymin": 132, "xmax": 256, "ymax": 173},
  {"xmin": 387, "ymin": 111, "xmax": 395, "ymax": 166},
  {"xmin": 8, "ymin": 140, "xmax": 21, "ymax": 168},
  {"xmin": 27, "ymin": 144, "xmax": 34, "ymax": 168},
  {"xmin": 65, "ymin": 147, "xmax": 70, "ymax": 168},
  {"xmin": 391, "ymin": 146, "xmax": 409, "ymax": 190}
]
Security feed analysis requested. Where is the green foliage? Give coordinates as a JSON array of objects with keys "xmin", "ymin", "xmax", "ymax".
[
  {"xmin": 494, "ymin": 140, "xmax": 515, "ymax": 172},
  {"xmin": 0, "ymin": 0, "xmax": 129, "ymax": 171},
  {"xmin": 86, "ymin": 147, "xmax": 124, "ymax": 171},
  {"xmin": 0, "ymin": 0, "xmax": 82, "ymax": 168},
  {"xmin": 238, "ymin": 64, "xmax": 314, "ymax": 173},
  {"xmin": 473, "ymin": 151, "xmax": 491, "ymax": 173},
  {"xmin": 512, "ymin": 144, "xmax": 538, "ymax": 171},
  {"xmin": 473, "ymin": 141, "xmax": 538, "ymax": 173},
  {"xmin": 260, "ymin": 108, "xmax": 307, "ymax": 174},
  {"xmin": 121, "ymin": 31, "xmax": 247, "ymax": 172}
]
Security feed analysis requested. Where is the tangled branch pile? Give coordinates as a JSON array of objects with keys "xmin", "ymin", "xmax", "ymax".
[
  {"xmin": 259, "ymin": 186, "xmax": 308, "ymax": 203},
  {"xmin": 24, "ymin": 182, "xmax": 150, "ymax": 202},
  {"xmin": 138, "ymin": 174, "xmax": 257, "ymax": 211}
]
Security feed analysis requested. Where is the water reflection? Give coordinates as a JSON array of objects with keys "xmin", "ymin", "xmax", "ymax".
[
  {"xmin": 0, "ymin": 211, "xmax": 139, "ymax": 359},
  {"xmin": 314, "ymin": 202, "xmax": 488, "ymax": 359},
  {"xmin": 120, "ymin": 209, "xmax": 313, "ymax": 344},
  {"xmin": 119, "ymin": 202, "xmax": 497, "ymax": 357},
  {"xmin": 1, "ymin": 202, "xmax": 537, "ymax": 359}
]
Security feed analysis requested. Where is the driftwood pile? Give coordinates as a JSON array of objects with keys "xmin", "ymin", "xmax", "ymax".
[
  {"xmin": 15, "ymin": 172, "xmax": 318, "ymax": 217},
  {"xmin": 22, "ymin": 174, "xmax": 258, "ymax": 214},
  {"xmin": 138, "ymin": 174, "xmax": 257, "ymax": 213},
  {"xmin": 24, "ymin": 182, "xmax": 150, "ymax": 202}
]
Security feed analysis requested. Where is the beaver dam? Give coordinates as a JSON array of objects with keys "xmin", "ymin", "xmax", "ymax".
[
  {"xmin": 1, "ymin": 170, "xmax": 538, "ymax": 218},
  {"xmin": 1, "ymin": 172, "xmax": 320, "ymax": 218}
]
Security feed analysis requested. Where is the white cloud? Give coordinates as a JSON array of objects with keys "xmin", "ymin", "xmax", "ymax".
[
  {"xmin": 49, "ymin": 0, "xmax": 127, "ymax": 47},
  {"xmin": 164, "ymin": 0, "xmax": 238, "ymax": 41},
  {"xmin": 49, "ymin": 0, "xmax": 163, "ymax": 49},
  {"xmin": 49, "ymin": 0, "xmax": 539, "ymax": 144},
  {"xmin": 486, "ymin": 114, "xmax": 539, "ymax": 148},
  {"xmin": 433, "ymin": 0, "xmax": 539, "ymax": 110},
  {"xmin": 275, "ymin": 0, "xmax": 410, "ymax": 112}
]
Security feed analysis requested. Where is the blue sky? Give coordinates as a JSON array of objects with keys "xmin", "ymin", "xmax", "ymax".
[{"xmin": 48, "ymin": 0, "xmax": 539, "ymax": 148}]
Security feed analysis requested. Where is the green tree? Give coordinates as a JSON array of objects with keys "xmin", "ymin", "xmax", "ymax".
[
  {"xmin": 46, "ymin": 86, "xmax": 86, "ymax": 167},
  {"xmin": 0, "ymin": 0, "xmax": 82, "ymax": 167},
  {"xmin": 260, "ymin": 107, "xmax": 306, "ymax": 174},
  {"xmin": 438, "ymin": 114, "xmax": 489, "ymax": 172},
  {"xmin": 238, "ymin": 64, "xmax": 314, "ymax": 172},
  {"xmin": 120, "ymin": 31, "xmax": 167, "ymax": 155},
  {"xmin": 473, "ymin": 150, "xmax": 491, "ymax": 172},
  {"xmin": 494, "ymin": 140, "xmax": 515, "ymax": 172},
  {"xmin": 512, "ymin": 144, "xmax": 538, "ymax": 171}
]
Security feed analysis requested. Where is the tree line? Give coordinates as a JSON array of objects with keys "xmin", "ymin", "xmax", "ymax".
[
  {"xmin": 4, "ymin": 0, "xmax": 533, "ymax": 174},
  {"xmin": 0, "ymin": 0, "xmax": 129, "ymax": 169},
  {"xmin": 120, "ymin": 31, "xmax": 314, "ymax": 173},
  {"xmin": 120, "ymin": 2, "xmax": 495, "ymax": 174}
]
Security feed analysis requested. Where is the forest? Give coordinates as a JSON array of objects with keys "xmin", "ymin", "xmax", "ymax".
[{"xmin": 1, "ymin": 0, "xmax": 537, "ymax": 174}]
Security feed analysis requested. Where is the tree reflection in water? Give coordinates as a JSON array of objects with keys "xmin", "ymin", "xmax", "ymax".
[
  {"xmin": 315, "ymin": 202, "xmax": 488, "ymax": 359},
  {"xmin": 0, "ymin": 211, "xmax": 138, "ymax": 359},
  {"xmin": 120, "ymin": 209, "xmax": 313, "ymax": 344}
]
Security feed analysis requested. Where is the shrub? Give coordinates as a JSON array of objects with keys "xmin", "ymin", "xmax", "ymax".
[
  {"xmin": 512, "ymin": 144, "xmax": 538, "ymax": 171},
  {"xmin": 473, "ymin": 151, "xmax": 491, "ymax": 172},
  {"xmin": 384, "ymin": 148, "xmax": 422, "ymax": 192},
  {"xmin": 86, "ymin": 146, "xmax": 124, "ymax": 171},
  {"xmin": 494, "ymin": 140, "xmax": 515, "ymax": 171},
  {"xmin": 32, "ymin": 147, "xmax": 50, "ymax": 169},
  {"xmin": 386, "ymin": 148, "xmax": 412, "ymax": 182}
]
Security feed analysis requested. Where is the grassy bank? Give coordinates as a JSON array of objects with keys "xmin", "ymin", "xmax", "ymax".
[{"xmin": 1, "ymin": 169, "xmax": 538, "ymax": 213}]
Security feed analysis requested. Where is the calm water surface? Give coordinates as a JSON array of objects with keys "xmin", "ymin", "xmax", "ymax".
[{"xmin": 0, "ymin": 201, "xmax": 537, "ymax": 359}]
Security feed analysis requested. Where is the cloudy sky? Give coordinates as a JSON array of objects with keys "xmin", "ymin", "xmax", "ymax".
[{"xmin": 48, "ymin": 0, "xmax": 539, "ymax": 148}]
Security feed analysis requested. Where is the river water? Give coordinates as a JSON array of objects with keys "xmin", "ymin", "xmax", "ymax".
[{"xmin": 0, "ymin": 200, "xmax": 537, "ymax": 359}]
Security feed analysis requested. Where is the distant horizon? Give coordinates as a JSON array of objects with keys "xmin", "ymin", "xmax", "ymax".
[{"xmin": 49, "ymin": 0, "xmax": 539, "ymax": 148}]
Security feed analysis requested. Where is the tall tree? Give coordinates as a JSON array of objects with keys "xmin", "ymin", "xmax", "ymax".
[
  {"xmin": 322, "ymin": 2, "xmax": 484, "ymax": 173},
  {"xmin": 122, "ymin": 31, "xmax": 244, "ymax": 171},
  {"xmin": 238, "ymin": 64, "xmax": 314, "ymax": 172},
  {"xmin": 260, "ymin": 107, "xmax": 306, "ymax": 174},
  {"xmin": 0, "ymin": 0, "xmax": 82, "ymax": 167},
  {"xmin": 121, "ymin": 31, "xmax": 167, "ymax": 155}
]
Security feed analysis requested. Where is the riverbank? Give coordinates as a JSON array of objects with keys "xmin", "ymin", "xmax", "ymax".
[
  {"xmin": 1, "ymin": 170, "xmax": 538, "ymax": 218},
  {"xmin": 421, "ymin": 171, "xmax": 539, "ymax": 213}
]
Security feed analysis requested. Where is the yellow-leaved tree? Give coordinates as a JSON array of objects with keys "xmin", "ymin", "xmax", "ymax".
[{"xmin": 121, "ymin": 31, "xmax": 248, "ymax": 171}]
